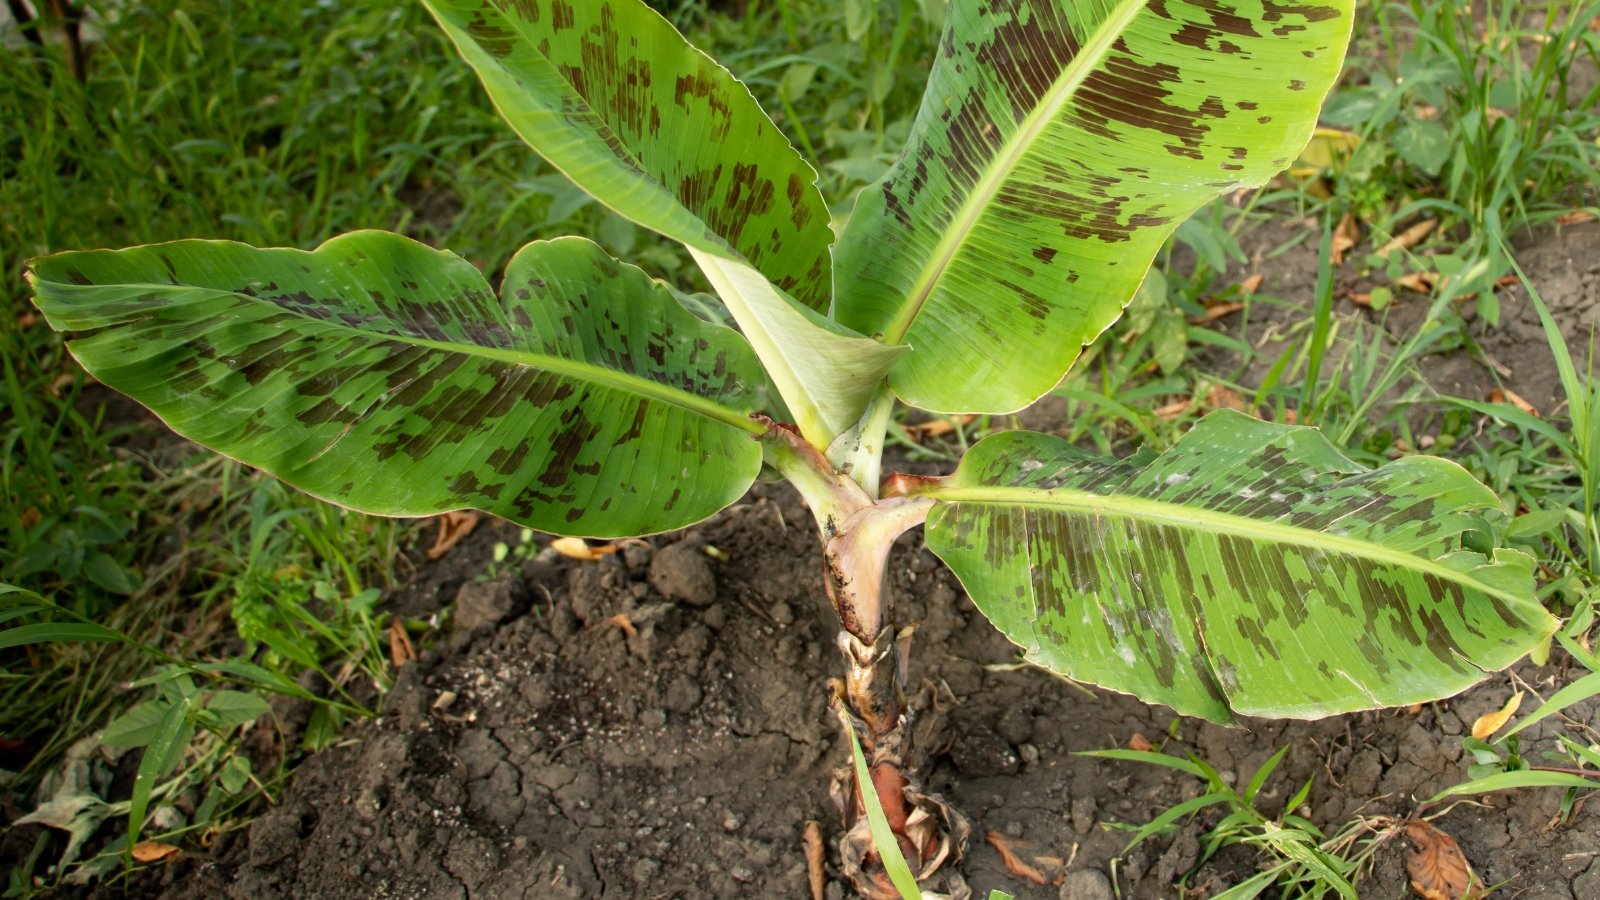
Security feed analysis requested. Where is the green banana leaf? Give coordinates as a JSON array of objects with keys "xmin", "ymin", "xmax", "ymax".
[
  {"xmin": 29, "ymin": 233, "xmax": 771, "ymax": 537},
  {"xmin": 420, "ymin": 0, "xmax": 832, "ymax": 308},
  {"xmin": 919, "ymin": 411, "xmax": 1557, "ymax": 722},
  {"xmin": 422, "ymin": 0, "xmax": 895, "ymax": 445},
  {"xmin": 835, "ymin": 0, "xmax": 1354, "ymax": 414}
]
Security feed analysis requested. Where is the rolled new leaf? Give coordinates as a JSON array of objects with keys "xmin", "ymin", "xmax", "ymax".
[
  {"xmin": 919, "ymin": 411, "xmax": 1557, "ymax": 722},
  {"xmin": 29, "ymin": 233, "xmax": 772, "ymax": 537},
  {"xmin": 835, "ymin": 0, "xmax": 1353, "ymax": 414}
]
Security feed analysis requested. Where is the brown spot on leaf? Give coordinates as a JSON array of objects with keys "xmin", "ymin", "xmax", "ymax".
[{"xmin": 550, "ymin": 0, "xmax": 574, "ymax": 31}]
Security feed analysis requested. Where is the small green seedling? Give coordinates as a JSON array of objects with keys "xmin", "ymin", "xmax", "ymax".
[{"xmin": 28, "ymin": 0, "xmax": 1557, "ymax": 892}]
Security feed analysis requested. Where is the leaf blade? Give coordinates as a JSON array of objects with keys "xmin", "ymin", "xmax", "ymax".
[
  {"xmin": 921, "ymin": 412, "xmax": 1556, "ymax": 721},
  {"xmin": 31, "ymin": 233, "xmax": 770, "ymax": 537},
  {"xmin": 836, "ymin": 0, "xmax": 1354, "ymax": 413},
  {"xmin": 420, "ymin": 0, "xmax": 833, "ymax": 309}
]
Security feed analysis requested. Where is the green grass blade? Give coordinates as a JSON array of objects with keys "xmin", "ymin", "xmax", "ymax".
[
  {"xmin": 1077, "ymin": 748, "xmax": 1208, "ymax": 780},
  {"xmin": 1299, "ymin": 219, "xmax": 1337, "ymax": 424},
  {"xmin": 1503, "ymin": 672, "xmax": 1600, "ymax": 740},
  {"xmin": 125, "ymin": 699, "xmax": 190, "ymax": 855},
  {"xmin": 0, "ymin": 622, "xmax": 123, "ymax": 650},
  {"xmin": 844, "ymin": 718, "xmax": 920, "ymax": 900},
  {"xmin": 1429, "ymin": 770, "xmax": 1600, "ymax": 804}
]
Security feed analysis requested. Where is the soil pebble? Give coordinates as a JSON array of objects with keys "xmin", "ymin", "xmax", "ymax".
[
  {"xmin": 452, "ymin": 577, "xmax": 521, "ymax": 631},
  {"xmin": 648, "ymin": 539, "xmax": 717, "ymax": 607},
  {"xmin": 948, "ymin": 725, "xmax": 1020, "ymax": 777},
  {"xmin": 1059, "ymin": 868, "xmax": 1114, "ymax": 900}
]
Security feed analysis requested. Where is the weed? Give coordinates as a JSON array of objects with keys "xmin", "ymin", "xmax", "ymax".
[{"xmin": 1087, "ymin": 744, "xmax": 1387, "ymax": 898}]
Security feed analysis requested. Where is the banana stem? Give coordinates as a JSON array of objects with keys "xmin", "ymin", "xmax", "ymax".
[{"xmin": 760, "ymin": 415, "xmax": 936, "ymax": 860}]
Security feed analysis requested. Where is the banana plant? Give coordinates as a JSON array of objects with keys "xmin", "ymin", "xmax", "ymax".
[{"xmin": 29, "ymin": 0, "xmax": 1558, "ymax": 893}]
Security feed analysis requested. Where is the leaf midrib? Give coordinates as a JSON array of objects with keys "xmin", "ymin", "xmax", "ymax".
[
  {"xmin": 102, "ymin": 281, "xmax": 764, "ymax": 434},
  {"xmin": 884, "ymin": 0, "xmax": 1148, "ymax": 343},
  {"xmin": 928, "ymin": 484, "xmax": 1539, "ymax": 612}
]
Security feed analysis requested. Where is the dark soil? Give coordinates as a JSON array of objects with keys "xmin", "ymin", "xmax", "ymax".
[
  {"xmin": 25, "ymin": 221, "xmax": 1600, "ymax": 898},
  {"xmin": 159, "ymin": 482, "xmax": 1599, "ymax": 900}
]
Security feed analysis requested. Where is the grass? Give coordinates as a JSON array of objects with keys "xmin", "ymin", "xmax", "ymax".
[
  {"xmin": 3, "ymin": 0, "xmax": 1598, "ymax": 891},
  {"xmin": 1085, "ymin": 744, "xmax": 1373, "ymax": 898},
  {"xmin": 1, "ymin": 0, "xmax": 557, "ymax": 881}
]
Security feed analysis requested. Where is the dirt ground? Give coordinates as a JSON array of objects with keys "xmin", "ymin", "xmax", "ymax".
[
  {"xmin": 26, "ymin": 219, "xmax": 1600, "ymax": 899},
  {"xmin": 160, "ymin": 486, "xmax": 1598, "ymax": 900}
]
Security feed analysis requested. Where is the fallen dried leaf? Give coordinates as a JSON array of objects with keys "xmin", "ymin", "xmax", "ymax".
[
  {"xmin": 1239, "ymin": 273, "xmax": 1265, "ymax": 295},
  {"xmin": 1396, "ymin": 271, "xmax": 1440, "ymax": 294},
  {"xmin": 1471, "ymin": 691, "xmax": 1524, "ymax": 741},
  {"xmin": 1127, "ymin": 732, "xmax": 1154, "ymax": 752},
  {"xmin": 1290, "ymin": 127, "xmax": 1361, "ymax": 178},
  {"xmin": 1347, "ymin": 291, "xmax": 1373, "ymax": 307},
  {"xmin": 389, "ymin": 617, "xmax": 416, "ymax": 670},
  {"xmin": 1153, "ymin": 399, "xmax": 1192, "ymax": 421},
  {"xmin": 426, "ymin": 510, "xmax": 479, "ymax": 561},
  {"xmin": 550, "ymin": 536, "xmax": 617, "ymax": 561},
  {"xmin": 131, "ymin": 840, "xmax": 181, "ymax": 863},
  {"xmin": 1375, "ymin": 219, "xmax": 1439, "ymax": 260},
  {"xmin": 1556, "ymin": 210, "xmax": 1597, "ymax": 226},
  {"xmin": 1190, "ymin": 301, "xmax": 1246, "ymax": 324},
  {"xmin": 903, "ymin": 414, "xmax": 975, "ymax": 441},
  {"xmin": 1488, "ymin": 388, "xmax": 1539, "ymax": 418},
  {"xmin": 986, "ymin": 831, "xmax": 1050, "ymax": 886},
  {"xmin": 604, "ymin": 612, "xmax": 637, "ymax": 639},
  {"xmin": 1331, "ymin": 212, "xmax": 1360, "ymax": 265},
  {"xmin": 1204, "ymin": 384, "xmax": 1251, "ymax": 414},
  {"xmin": 1405, "ymin": 820, "xmax": 1486, "ymax": 899},
  {"xmin": 803, "ymin": 820, "xmax": 826, "ymax": 900}
]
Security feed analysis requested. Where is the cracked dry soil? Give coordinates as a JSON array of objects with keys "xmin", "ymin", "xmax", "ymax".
[{"xmin": 149, "ymin": 474, "xmax": 1598, "ymax": 899}]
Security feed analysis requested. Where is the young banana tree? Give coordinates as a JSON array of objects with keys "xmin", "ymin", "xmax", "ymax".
[{"xmin": 29, "ymin": 0, "xmax": 1557, "ymax": 893}]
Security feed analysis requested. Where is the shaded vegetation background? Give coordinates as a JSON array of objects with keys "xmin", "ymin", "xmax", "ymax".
[{"xmin": 3, "ymin": 0, "xmax": 1598, "ymax": 892}]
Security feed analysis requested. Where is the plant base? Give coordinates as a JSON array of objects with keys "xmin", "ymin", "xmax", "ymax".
[{"xmin": 830, "ymin": 628, "xmax": 972, "ymax": 898}]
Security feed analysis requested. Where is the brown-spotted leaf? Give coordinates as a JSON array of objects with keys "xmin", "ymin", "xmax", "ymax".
[
  {"xmin": 919, "ymin": 412, "xmax": 1554, "ymax": 722},
  {"xmin": 29, "ymin": 233, "xmax": 773, "ymax": 538},
  {"xmin": 421, "ymin": 0, "xmax": 832, "ymax": 310},
  {"xmin": 834, "ymin": 0, "xmax": 1354, "ymax": 414}
]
